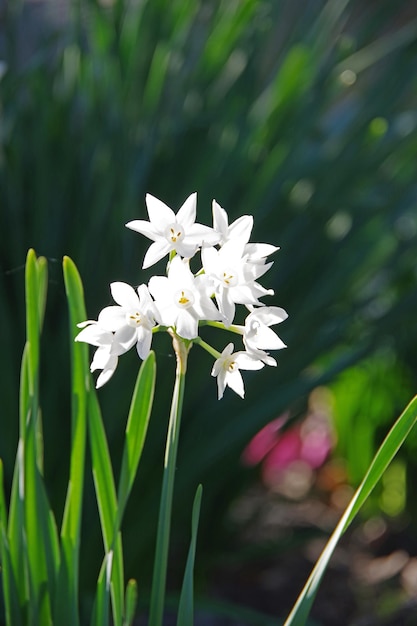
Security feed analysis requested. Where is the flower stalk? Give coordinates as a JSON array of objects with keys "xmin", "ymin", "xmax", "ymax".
[{"xmin": 149, "ymin": 332, "xmax": 190, "ymax": 626}]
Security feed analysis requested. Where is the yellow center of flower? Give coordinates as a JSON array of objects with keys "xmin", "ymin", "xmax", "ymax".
[
  {"xmin": 127, "ymin": 311, "xmax": 142, "ymax": 327},
  {"xmin": 165, "ymin": 222, "xmax": 184, "ymax": 244},
  {"xmin": 222, "ymin": 268, "xmax": 238, "ymax": 287},
  {"xmin": 175, "ymin": 288, "xmax": 195, "ymax": 309}
]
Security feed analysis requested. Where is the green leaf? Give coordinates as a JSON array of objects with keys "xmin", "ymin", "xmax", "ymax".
[
  {"xmin": 56, "ymin": 256, "xmax": 90, "ymax": 626},
  {"xmin": 283, "ymin": 394, "xmax": 417, "ymax": 626},
  {"xmin": 24, "ymin": 249, "xmax": 40, "ymax": 398},
  {"xmin": 176, "ymin": 484, "xmax": 202, "ymax": 626},
  {"xmin": 88, "ymin": 390, "xmax": 124, "ymax": 626},
  {"xmin": 0, "ymin": 528, "xmax": 23, "ymax": 626},
  {"xmin": 123, "ymin": 579, "xmax": 138, "ymax": 626},
  {"xmin": 90, "ymin": 551, "xmax": 112, "ymax": 626},
  {"xmin": 117, "ymin": 351, "xmax": 156, "ymax": 522}
]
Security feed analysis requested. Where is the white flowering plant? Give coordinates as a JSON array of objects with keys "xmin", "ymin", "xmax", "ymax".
[
  {"xmin": 76, "ymin": 192, "xmax": 288, "ymax": 399},
  {"xmin": 1, "ymin": 196, "xmax": 417, "ymax": 626}
]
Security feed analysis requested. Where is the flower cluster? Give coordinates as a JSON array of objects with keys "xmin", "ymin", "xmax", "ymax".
[{"xmin": 76, "ymin": 193, "xmax": 288, "ymax": 398}]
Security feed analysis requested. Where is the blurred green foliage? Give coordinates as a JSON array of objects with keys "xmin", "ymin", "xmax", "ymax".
[{"xmin": 1, "ymin": 0, "xmax": 417, "ymax": 602}]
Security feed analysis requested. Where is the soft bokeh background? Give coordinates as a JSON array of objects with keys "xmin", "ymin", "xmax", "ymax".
[{"xmin": 1, "ymin": 0, "xmax": 417, "ymax": 622}]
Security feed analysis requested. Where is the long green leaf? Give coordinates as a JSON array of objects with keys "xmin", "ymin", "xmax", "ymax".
[
  {"xmin": 24, "ymin": 249, "xmax": 40, "ymax": 400},
  {"xmin": 90, "ymin": 551, "xmax": 113, "ymax": 626},
  {"xmin": 283, "ymin": 394, "xmax": 417, "ymax": 626},
  {"xmin": 88, "ymin": 390, "xmax": 124, "ymax": 626},
  {"xmin": 0, "ymin": 528, "xmax": 23, "ymax": 626},
  {"xmin": 176, "ymin": 484, "xmax": 202, "ymax": 626},
  {"xmin": 117, "ymin": 351, "xmax": 156, "ymax": 522},
  {"xmin": 56, "ymin": 256, "xmax": 90, "ymax": 626},
  {"xmin": 123, "ymin": 579, "xmax": 138, "ymax": 626}
]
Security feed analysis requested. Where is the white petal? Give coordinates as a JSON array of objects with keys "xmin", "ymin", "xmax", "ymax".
[
  {"xmin": 77, "ymin": 320, "xmax": 96, "ymax": 328},
  {"xmin": 110, "ymin": 282, "xmax": 139, "ymax": 309},
  {"xmin": 234, "ymin": 352, "xmax": 264, "ymax": 370},
  {"xmin": 212, "ymin": 200, "xmax": 228, "ymax": 238},
  {"xmin": 75, "ymin": 325, "xmax": 112, "ymax": 346},
  {"xmin": 228, "ymin": 215, "xmax": 253, "ymax": 244},
  {"xmin": 176, "ymin": 309, "xmax": 198, "ymax": 340},
  {"xmin": 176, "ymin": 192, "xmax": 197, "ymax": 228},
  {"xmin": 245, "ymin": 243, "xmax": 279, "ymax": 260},
  {"xmin": 174, "ymin": 240, "xmax": 198, "ymax": 259},
  {"xmin": 186, "ymin": 223, "xmax": 220, "ymax": 246},
  {"xmin": 229, "ymin": 285, "xmax": 260, "ymax": 305},
  {"xmin": 136, "ymin": 327, "xmax": 152, "ymax": 359},
  {"xmin": 218, "ymin": 289, "xmax": 235, "ymax": 326},
  {"xmin": 226, "ymin": 370, "xmax": 245, "ymax": 398},
  {"xmin": 201, "ymin": 245, "xmax": 220, "ymax": 276},
  {"xmin": 96, "ymin": 355, "xmax": 119, "ymax": 388},
  {"xmin": 98, "ymin": 306, "xmax": 128, "ymax": 331},
  {"xmin": 91, "ymin": 346, "xmax": 113, "ymax": 370},
  {"xmin": 145, "ymin": 194, "xmax": 175, "ymax": 231},
  {"xmin": 248, "ymin": 306, "xmax": 288, "ymax": 326},
  {"xmin": 215, "ymin": 369, "xmax": 226, "ymax": 400},
  {"xmin": 143, "ymin": 240, "xmax": 171, "ymax": 269},
  {"xmin": 167, "ymin": 255, "xmax": 194, "ymax": 288},
  {"xmin": 125, "ymin": 219, "xmax": 159, "ymax": 241},
  {"xmin": 113, "ymin": 325, "xmax": 137, "ymax": 352}
]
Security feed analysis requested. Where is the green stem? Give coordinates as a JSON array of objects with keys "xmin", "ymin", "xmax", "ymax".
[
  {"xmin": 193, "ymin": 336, "xmax": 221, "ymax": 359},
  {"xmin": 201, "ymin": 320, "xmax": 244, "ymax": 335},
  {"xmin": 149, "ymin": 332, "xmax": 190, "ymax": 626}
]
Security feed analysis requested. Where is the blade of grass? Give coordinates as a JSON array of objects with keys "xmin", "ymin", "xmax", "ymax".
[
  {"xmin": 176, "ymin": 484, "xmax": 202, "ymax": 626},
  {"xmin": 123, "ymin": 579, "xmax": 138, "ymax": 626},
  {"xmin": 0, "ymin": 458, "xmax": 23, "ymax": 626},
  {"xmin": 88, "ymin": 389, "xmax": 124, "ymax": 626},
  {"xmin": 117, "ymin": 351, "xmax": 156, "ymax": 523},
  {"xmin": 56, "ymin": 256, "xmax": 90, "ymax": 626},
  {"xmin": 283, "ymin": 394, "xmax": 417, "ymax": 626},
  {"xmin": 90, "ymin": 551, "xmax": 113, "ymax": 626}
]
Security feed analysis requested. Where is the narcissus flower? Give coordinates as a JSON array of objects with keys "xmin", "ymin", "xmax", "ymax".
[
  {"xmin": 149, "ymin": 255, "xmax": 220, "ymax": 340},
  {"xmin": 202, "ymin": 239, "xmax": 274, "ymax": 326},
  {"xmin": 211, "ymin": 343, "xmax": 264, "ymax": 400},
  {"xmin": 212, "ymin": 199, "xmax": 253, "ymax": 246},
  {"xmin": 97, "ymin": 282, "xmax": 157, "ymax": 359},
  {"xmin": 126, "ymin": 193, "xmax": 220, "ymax": 268},
  {"xmin": 75, "ymin": 322, "xmax": 127, "ymax": 388}
]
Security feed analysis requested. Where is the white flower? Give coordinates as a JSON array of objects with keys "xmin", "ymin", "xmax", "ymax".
[
  {"xmin": 96, "ymin": 282, "xmax": 157, "ymax": 359},
  {"xmin": 126, "ymin": 193, "xmax": 220, "ymax": 269},
  {"xmin": 75, "ymin": 321, "xmax": 127, "ymax": 388},
  {"xmin": 243, "ymin": 306, "xmax": 288, "ymax": 353},
  {"xmin": 212, "ymin": 199, "xmax": 253, "ymax": 246},
  {"xmin": 211, "ymin": 343, "xmax": 264, "ymax": 400},
  {"xmin": 202, "ymin": 239, "xmax": 274, "ymax": 327},
  {"xmin": 148, "ymin": 255, "xmax": 220, "ymax": 340}
]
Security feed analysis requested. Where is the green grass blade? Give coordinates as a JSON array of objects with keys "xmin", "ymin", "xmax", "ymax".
[
  {"xmin": 283, "ymin": 394, "xmax": 417, "ymax": 626},
  {"xmin": 176, "ymin": 484, "xmax": 202, "ymax": 626},
  {"xmin": 123, "ymin": 579, "xmax": 138, "ymax": 626},
  {"xmin": 0, "ymin": 528, "xmax": 23, "ymax": 626},
  {"xmin": 23, "ymin": 417, "xmax": 54, "ymax": 624},
  {"xmin": 35, "ymin": 255, "xmax": 48, "ymax": 332},
  {"xmin": 56, "ymin": 256, "xmax": 90, "ymax": 626},
  {"xmin": 90, "ymin": 551, "xmax": 113, "ymax": 626},
  {"xmin": 88, "ymin": 390, "xmax": 124, "ymax": 626},
  {"xmin": 0, "ymin": 458, "xmax": 23, "ymax": 626},
  {"xmin": 24, "ymin": 249, "xmax": 40, "ymax": 399},
  {"xmin": 117, "ymin": 351, "xmax": 156, "ymax": 522}
]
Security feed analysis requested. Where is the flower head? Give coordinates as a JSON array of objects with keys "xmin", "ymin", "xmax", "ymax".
[
  {"xmin": 149, "ymin": 255, "xmax": 220, "ymax": 340},
  {"xmin": 96, "ymin": 282, "xmax": 157, "ymax": 359},
  {"xmin": 211, "ymin": 343, "xmax": 264, "ymax": 400},
  {"xmin": 126, "ymin": 193, "xmax": 220, "ymax": 268},
  {"xmin": 202, "ymin": 239, "xmax": 274, "ymax": 327},
  {"xmin": 75, "ymin": 321, "xmax": 127, "ymax": 388},
  {"xmin": 212, "ymin": 199, "xmax": 253, "ymax": 246}
]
